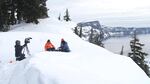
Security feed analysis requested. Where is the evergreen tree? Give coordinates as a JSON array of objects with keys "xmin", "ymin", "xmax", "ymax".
[
  {"xmin": 15, "ymin": 0, "xmax": 48, "ymax": 24},
  {"xmin": 64, "ymin": 9, "xmax": 71, "ymax": 22},
  {"xmin": 58, "ymin": 13, "xmax": 61, "ymax": 21},
  {"xmin": 79, "ymin": 26, "xmax": 82, "ymax": 38},
  {"xmin": 0, "ymin": 0, "xmax": 10, "ymax": 31},
  {"xmin": 99, "ymin": 31, "xmax": 104, "ymax": 47},
  {"xmin": 89, "ymin": 28, "xmax": 94, "ymax": 43},
  {"xmin": 120, "ymin": 45, "xmax": 124, "ymax": 55},
  {"xmin": 0, "ymin": 1, "xmax": 3, "ymax": 30},
  {"xmin": 0, "ymin": 0, "xmax": 48, "ymax": 31},
  {"xmin": 21, "ymin": 0, "xmax": 41, "ymax": 24},
  {"xmin": 128, "ymin": 31, "xmax": 150, "ymax": 77},
  {"xmin": 15, "ymin": 0, "xmax": 24, "ymax": 23},
  {"xmin": 10, "ymin": 0, "xmax": 17, "ymax": 25},
  {"xmin": 89, "ymin": 28, "xmax": 104, "ymax": 47},
  {"xmin": 38, "ymin": 0, "xmax": 48, "ymax": 18},
  {"xmin": 74, "ymin": 26, "xmax": 78, "ymax": 36}
]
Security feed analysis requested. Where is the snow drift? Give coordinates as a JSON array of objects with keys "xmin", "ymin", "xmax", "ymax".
[
  {"xmin": 0, "ymin": 0, "xmax": 150, "ymax": 83},
  {"xmin": 0, "ymin": 18, "xmax": 150, "ymax": 84}
]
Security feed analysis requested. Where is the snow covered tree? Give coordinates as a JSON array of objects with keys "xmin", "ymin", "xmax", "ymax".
[
  {"xmin": 64, "ymin": 9, "xmax": 71, "ymax": 22},
  {"xmin": 74, "ymin": 25, "xmax": 104, "ymax": 47},
  {"xmin": 89, "ymin": 28, "xmax": 104, "ymax": 47},
  {"xmin": 128, "ymin": 31, "xmax": 150, "ymax": 77}
]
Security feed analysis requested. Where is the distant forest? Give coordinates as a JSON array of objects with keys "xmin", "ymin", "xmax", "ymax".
[
  {"xmin": 106, "ymin": 27, "xmax": 150, "ymax": 37},
  {"xmin": 77, "ymin": 21, "xmax": 150, "ymax": 39}
]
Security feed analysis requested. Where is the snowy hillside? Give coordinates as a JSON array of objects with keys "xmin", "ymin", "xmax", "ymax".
[
  {"xmin": 0, "ymin": 0, "xmax": 150, "ymax": 84},
  {"xmin": 0, "ymin": 18, "xmax": 150, "ymax": 84}
]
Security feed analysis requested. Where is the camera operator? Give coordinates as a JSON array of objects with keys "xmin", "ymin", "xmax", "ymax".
[{"xmin": 14, "ymin": 37, "xmax": 31, "ymax": 61}]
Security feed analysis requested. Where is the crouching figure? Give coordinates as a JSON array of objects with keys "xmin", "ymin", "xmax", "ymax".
[
  {"xmin": 45, "ymin": 39, "xmax": 55, "ymax": 51},
  {"xmin": 58, "ymin": 38, "xmax": 70, "ymax": 52}
]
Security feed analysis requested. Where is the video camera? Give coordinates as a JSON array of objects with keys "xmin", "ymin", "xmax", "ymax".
[{"xmin": 25, "ymin": 37, "xmax": 32, "ymax": 44}]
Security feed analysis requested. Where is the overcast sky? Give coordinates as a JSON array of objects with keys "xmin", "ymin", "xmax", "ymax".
[{"xmin": 48, "ymin": 0, "xmax": 150, "ymax": 27}]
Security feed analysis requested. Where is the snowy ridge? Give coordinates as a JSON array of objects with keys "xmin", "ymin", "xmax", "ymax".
[
  {"xmin": 0, "ymin": 0, "xmax": 150, "ymax": 83},
  {"xmin": 0, "ymin": 18, "xmax": 150, "ymax": 84}
]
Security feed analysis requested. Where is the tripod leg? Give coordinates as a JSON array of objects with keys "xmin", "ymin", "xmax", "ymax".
[{"xmin": 25, "ymin": 46, "xmax": 31, "ymax": 56}]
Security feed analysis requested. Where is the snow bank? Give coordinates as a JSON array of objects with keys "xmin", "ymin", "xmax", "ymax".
[
  {"xmin": 0, "ymin": 27, "xmax": 150, "ymax": 84},
  {"xmin": 0, "ymin": 0, "xmax": 150, "ymax": 83}
]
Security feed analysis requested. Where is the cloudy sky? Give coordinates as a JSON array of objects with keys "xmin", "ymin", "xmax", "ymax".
[{"xmin": 48, "ymin": 0, "xmax": 150, "ymax": 27}]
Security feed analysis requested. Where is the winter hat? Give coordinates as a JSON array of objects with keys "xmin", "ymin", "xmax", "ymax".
[
  {"xmin": 61, "ymin": 38, "xmax": 64, "ymax": 42},
  {"xmin": 47, "ymin": 39, "xmax": 50, "ymax": 42},
  {"xmin": 15, "ymin": 40, "xmax": 20, "ymax": 45}
]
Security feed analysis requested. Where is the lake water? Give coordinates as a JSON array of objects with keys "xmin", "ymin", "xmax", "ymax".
[{"xmin": 104, "ymin": 34, "xmax": 150, "ymax": 62}]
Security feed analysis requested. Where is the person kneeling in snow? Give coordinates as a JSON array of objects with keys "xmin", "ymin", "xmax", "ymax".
[
  {"xmin": 58, "ymin": 38, "xmax": 70, "ymax": 52},
  {"xmin": 15, "ymin": 40, "xmax": 27, "ymax": 61},
  {"xmin": 45, "ymin": 39, "xmax": 55, "ymax": 51}
]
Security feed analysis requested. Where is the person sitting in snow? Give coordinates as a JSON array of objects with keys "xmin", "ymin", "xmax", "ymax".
[
  {"xmin": 15, "ymin": 40, "xmax": 27, "ymax": 61},
  {"xmin": 45, "ymin": 39, "xmax": 55, "ymax": 51},
  {"xmin": 58, "ymin": 38, "xmax": 70, "ymax": 52}
]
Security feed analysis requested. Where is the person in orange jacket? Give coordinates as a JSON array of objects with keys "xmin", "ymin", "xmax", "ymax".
[{"xmin": 45, "ymin": 39, "xmax": 55, "ymax": 51}]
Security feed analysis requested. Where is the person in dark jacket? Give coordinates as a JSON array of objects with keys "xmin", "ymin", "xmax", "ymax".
[
  {"xmin": 15, "ymin": 40, "xmax": 27, "ymax": 61},
  {"xmin": 59, "ymin": 38, "xmax": 70, "ymax": 52}
]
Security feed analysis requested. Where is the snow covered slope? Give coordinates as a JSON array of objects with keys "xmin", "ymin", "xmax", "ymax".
[
  {"xmin": 0, "ymin": 0, "xmax": 150, "ymax": 84},
  {"xmin": 0, "ymin": 17, "xmax": 150, "ymax": 84}
]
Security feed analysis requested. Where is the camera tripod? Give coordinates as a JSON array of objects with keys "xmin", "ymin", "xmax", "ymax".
[{"xmin": 22, "ymin": 44, "xmax": 31, "ymax": 56}]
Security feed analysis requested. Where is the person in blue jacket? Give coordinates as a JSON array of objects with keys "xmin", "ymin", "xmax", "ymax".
[{"xmin": 59, "ymin": 38, "xmax": 70, "ymax": 52}]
